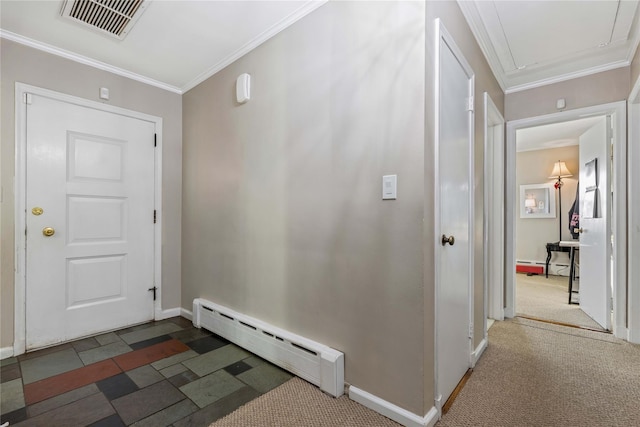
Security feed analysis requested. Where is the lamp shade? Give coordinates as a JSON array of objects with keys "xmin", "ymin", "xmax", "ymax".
[{"xmin": 548, "ymin": 160, "xmax": 573, "ymax": 178}]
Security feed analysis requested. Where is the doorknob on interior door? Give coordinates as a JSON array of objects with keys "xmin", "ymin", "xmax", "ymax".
[
  {"xmin": 42, "ymin": 227, "xmax": 55, "ymax": 237},
  {"xmin": 441, "ymin": 234, "xmax": 455, "ymax": 246},
  {"xmin": 574, "ymin": 228, "xmax": 584, "ymax": 234}
]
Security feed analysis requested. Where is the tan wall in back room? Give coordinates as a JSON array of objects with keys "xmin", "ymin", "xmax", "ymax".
[
  {"xmin": 0, "ymin": 39, "xmax": 183, "ymax": 349},
  {"xmin": 182, "ymin": 1, "xmax": 427, "ymax": 415},
  {"xmin": 516, "ymin": 145, "xmax": 579, "ymax": 268}
]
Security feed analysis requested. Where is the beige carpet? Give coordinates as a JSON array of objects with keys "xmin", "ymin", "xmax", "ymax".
[
  {"xmin": 211, "ymin": 377, "xmax": 400, "ymax": 426},
  {"xmin": 516, "ymin": 273, "xmax": 605, "ymax": 330},
  {"xmin": 438, "ymin": 318, "xmax": 640, "ymax": 426},
  {"xmin": 211, "ymin": 319, "xmax": 639, "ymax": 426}
]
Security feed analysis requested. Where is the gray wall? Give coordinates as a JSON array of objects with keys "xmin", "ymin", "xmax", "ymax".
[
  {"xmin": 182, "ymin": 1, "xmax": 427, "ymax": 415},
  {"xmin": 425, "ymin": 3, "xmax": 505, "ymax": 400},
  {"xmin": 505, "ymin": 67, "xmax": 630, "ymax": 121},
  {"xmin": 0, "ymin": 39, "xmax": 183, "ymax": 348}
]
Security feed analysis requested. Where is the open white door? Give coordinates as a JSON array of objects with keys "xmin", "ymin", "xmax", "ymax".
[{"xmin": 578, "ymin": 117, "xmax": 611, "ymax": 330}]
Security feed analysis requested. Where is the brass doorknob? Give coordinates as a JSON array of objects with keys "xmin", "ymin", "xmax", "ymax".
[
  {"xmin": 42, "ymin": 227, "xmax": 55, "ymax": 237},
  {"xmin": 574, "ymin": 228, "xmax": 584, "ymax": 234},
  {"xmin": 441, "ymin": 234, "xmax": 455, "ymax": 246}
]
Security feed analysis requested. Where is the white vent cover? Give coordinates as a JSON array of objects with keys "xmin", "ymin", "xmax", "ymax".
[
  {"xmin": 61, "ymin": 0, "xmax": 148, "ymax": 40},
  {"xmin": 193, "ymin": 298, "xmax": 345, "ymax": 397}
]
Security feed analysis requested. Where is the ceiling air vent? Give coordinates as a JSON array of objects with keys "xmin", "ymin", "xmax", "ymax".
[{"xmin": 61, "ymin": 0, "xmax": 148, "ymax": 40}]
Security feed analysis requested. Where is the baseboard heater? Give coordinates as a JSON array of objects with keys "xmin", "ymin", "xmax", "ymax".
[{"xmin": 192, "ymin": 298, "xmax": 344, "ymax": 397}]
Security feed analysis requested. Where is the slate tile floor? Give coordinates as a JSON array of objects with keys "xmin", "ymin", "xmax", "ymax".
[{"xmin": 0, "ymin": 317, "xmax": 292, "ymax": 426}]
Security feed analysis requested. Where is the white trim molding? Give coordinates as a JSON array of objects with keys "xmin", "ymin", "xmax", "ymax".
[
  {"xmin": 0, "ymin": 30, "xmax": 182, "ymax": 94},
  {"xmin": 181, "ymin": 0, "xmax": 328, "ymax": 92},
  {"xmin": 1, "ymin": 347, "xmax": 14, "ymax": 360},
  {"xmin": 349, "ymin": 386, "xmax": 438, "ymax": 427},
  {"xmin": 155, "ymin": 308, "xmax": 182, "ymax": 320},
  {"xmin": 627, "ymin": 77, "xmax": 640, "ymax": 344},
  {"xmin": 483, "ymin": 92, "xmax": 505, "ymax": 326},
  {"xmin": 471, "ymin": 337, "xmax": 488, "ymax": 368},
  {"xmin": 180, "ymin": 308, "xmax": 194, "ymax": 322}
]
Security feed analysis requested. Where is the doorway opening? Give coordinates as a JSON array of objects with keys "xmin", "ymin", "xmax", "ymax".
[
  {"xmin": 513, "ymin": 116, "xmax": 608, "ymax": 331},
  {"xmin": 505, "ymin": 102, "xmax": 627, "ymax": 339}
]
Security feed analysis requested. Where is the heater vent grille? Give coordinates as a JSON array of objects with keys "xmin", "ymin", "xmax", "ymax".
[
  {"xmin": 61, "ymin": 0, "xmax": 147, "ymax": 40},
  {"xmin": 193, "ymin": 298, "xmax": 344, "ymax": 397}
]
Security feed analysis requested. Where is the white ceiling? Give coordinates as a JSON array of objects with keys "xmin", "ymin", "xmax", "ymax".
[
  {"xmin": 459, "ymin": 0, "xmax": 640, "ymax": 93},
  {"xmin": 0, "ymin": 0, "xmax": 326, "ymax": 94},
  {"xmin": 2, "ymin": 1, "xmax": 639, "ymax": 95},
  {"xmin": 516, "ymin": 116, "xmax": 604, "ymax": 152}
]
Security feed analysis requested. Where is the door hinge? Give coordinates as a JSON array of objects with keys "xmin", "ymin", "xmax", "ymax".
[
  {"xmin": 148, "ymin": 286, "xmax": 157, "ymax": 301},
  {"xmin": 466, "ymin": 96, "xmax": 474, "ymax": 112},
  {"xmin": 154, "ymin": 133, "xmax": 157, "ymax": 147},
  {"xmin": 153, "ymin": 210, "xmax": 157, "ymax": 224},
  {"xmin": 610, "ymin": 297, "xmax": 614, "ymax": 312},
  {"xmin": 24, "ymin": 93, "xmax": 33, "ymax": 104},
  {"xmin": 468, "ymin": 323, "xmax": 474, "ymax": 338}
]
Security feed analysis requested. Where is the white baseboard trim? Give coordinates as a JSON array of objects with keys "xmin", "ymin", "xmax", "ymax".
[
  {"xmin": 155, "ymin": 307, "xmax": 181, "ymax": 320},
  {"xmin": 349, "ymin": 386, "xmax": 438, "ymax": 427},
  {"xmin": 1, "ymin": 346, "xmax": 14, "ymax": 360},
  {"xmin": 471, "ymin": 337, "xmax": 488, "ymax": 368},
  {"xmin": 180, "ymin": 308, "xmax": 193, "ymax": 321}
]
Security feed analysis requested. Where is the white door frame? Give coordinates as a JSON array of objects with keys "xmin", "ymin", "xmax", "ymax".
[
  {"xmin": 483, "ymin": 92, "xmax": 505, "ymax": 328},
  {"xmin": 627, "ymin": 79, "xmax": 640, "ymax": 344},
  {"xmin": 505, "ymin": 101, "xmax": 627, "ymax": 339},
  {"xmin": 433, "ymin": 19, "xmax": 475, "ymax": 413},
  {"xmin": 14, "ymin": 83, "xmax": 163, "ymax": 355}
]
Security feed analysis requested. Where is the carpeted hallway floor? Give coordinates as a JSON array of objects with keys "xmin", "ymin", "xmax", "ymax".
[
  {"xmin": 211, "ymin": 318, "xmax": 640, "ymax": 427},
  {"xmin": 438, "ymin": 318, "xmax": 640, "ymax": 426},
  {"xmin": 516, "ymin": 273, "xmax": 605, "ymax": 330}
]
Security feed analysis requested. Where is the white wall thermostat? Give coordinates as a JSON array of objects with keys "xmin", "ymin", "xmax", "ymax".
[
  {"xmin": 382, "ymin": 175, "xmax": 397, "ymax": 200},
  {"xmin": 236, "ymin": 73, "xmax": 251, "ymax": 104}
]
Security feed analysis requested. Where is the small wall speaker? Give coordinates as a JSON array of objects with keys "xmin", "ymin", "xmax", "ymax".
[{"xmin": 236, "ymin": 73, "xmax": 251, "ymax": 104}]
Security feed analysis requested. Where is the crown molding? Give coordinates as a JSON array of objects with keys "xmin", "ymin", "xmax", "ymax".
[
  {"xmin": 504, "ymin": 60, "xmax": 630, "ymax": 94},
  {"xmin": 181, "ymin": 0, "xmax": 328, "ymax": 93},
  {"xmin": 0, "ymin": 29, "xmax": 182, "ymax": 94}
]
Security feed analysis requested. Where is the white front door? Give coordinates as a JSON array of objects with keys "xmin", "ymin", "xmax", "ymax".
[
  {"xmin": 435, "ymin": 22, "xmax": 474, "ymax": 408},
  {"xmin": 578, "ymin": 117, "xmax": 611, "ymax": 329},
  {"xmin": 25, "ymin": 93, "xmax": 156, "ymax": 349}
]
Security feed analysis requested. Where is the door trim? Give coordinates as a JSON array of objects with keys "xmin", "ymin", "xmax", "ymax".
[
  {"xmin": 505, "ymin": 101, "xmax": 627, "ymax": 338},
  {"xmin": 433, "ymin": 19, "xmax": 475, "ymax": 413},
  {"xmin": 627, "ymin": 78, "xmax": 640, "ymax": 344},
  {"xmin": 483, "ymin": 92, "xmax": 505, "ymax": 329},
  {"xmin": 14, "ymin": 83, "xmax": 163, "ymax": 354}
]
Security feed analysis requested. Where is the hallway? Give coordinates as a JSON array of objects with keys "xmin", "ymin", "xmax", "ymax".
[{"xmin": 438, "ymin": 318, "xmax": 640, "ymax": 426}]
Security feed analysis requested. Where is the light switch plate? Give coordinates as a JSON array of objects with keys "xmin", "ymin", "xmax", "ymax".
[{"xmin": 382, "ymin": 175, "xmax": 397, "ymax": 200}]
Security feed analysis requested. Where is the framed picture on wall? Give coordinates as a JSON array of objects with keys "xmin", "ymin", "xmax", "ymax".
[{"xmin": 519, "ymin": 183, "xmax": 556, "ymax": 219}]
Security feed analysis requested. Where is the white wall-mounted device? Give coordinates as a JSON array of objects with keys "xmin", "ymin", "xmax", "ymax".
[
  {"xmin": 382, "ymin": 175, "xmax": 397, "ymax": 200},
  {"xmin": 99, "ymin": 87, "xmax": 109, "ymax": 100},
  {"xmin": 236, "ymin": 73, "xmax": 251, "ymax": 104},
  {"xmin": 556, "ymin": 98, "xmax": 566, "ymax": 110}
]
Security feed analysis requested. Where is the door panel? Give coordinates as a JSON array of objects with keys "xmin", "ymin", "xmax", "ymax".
[
  {"xmin": 26, "ymin": 94, "xmax": 155, "ymax": 349},
  {"xmin": 578, "ymin": 117, "xmax": 610, "ymax": 329},
  {"xmin": 437, "ymin": 32, "xmax": 473, "ymax": 406}
]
